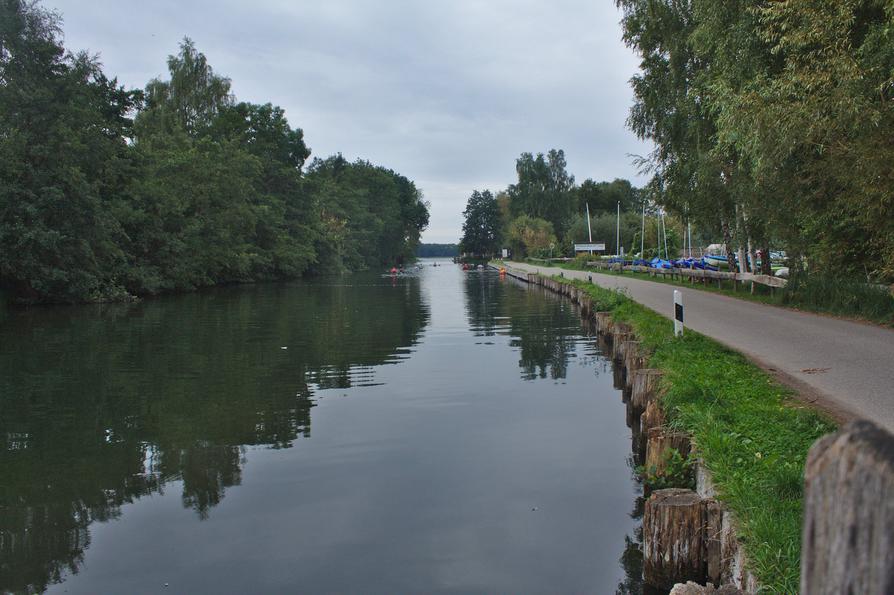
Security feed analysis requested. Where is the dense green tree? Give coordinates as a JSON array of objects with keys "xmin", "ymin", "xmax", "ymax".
[
  {"xmin": 574, "ymin": 178, "xmax": 639, "ymax": 215},
  {"xmin": 498, "ymin": 149, "xmax": 645, "ymax": 257},
  {"xmin": 118, "ymin": 134, "xmax": 266, "ymax": 292},
  {"xmin": 508, "ymin": 149, "xmax": 575, "ymax": 239},
  {"xmin": 618, "ymin": 0, "xmax": 894, "ymax": 280},
  {"xmin": 304, "ymin": 155, "xmax": 428, "ymax": 271},
  {"xmin": 120, "ymin": 40, "xmax": 320, "ymax": 292},
  {"xmin": 721, "ymin": 1, "xmax": 894, "ymax": 278},
  {"xmin": 0, "ymin": 6, "xmax": 428, "ymax": 303},
  {"xmin": 138, "ymin": 37, "xmax": 233, "ymax": 137},
  {"xmin": 618, "ymin": 0, "xmax": 738, "ymax": 268},
  {"xmin": 209, "ymin": 102, "xmax": 316, "ymax": 278},
  {"xmin": 0, "ymin": 0, "xmax": 140, "ymax": 301},
  {"xmin": 506, "ymin": 215, "xmax": 557, "ymax": 258},
  {"xmin": 459, "ymin": 190, "xmax": 502, "ymax": 257},
  {"xmin": 416, "ymin": 243, "xmax": 458, "ymax": 257}
]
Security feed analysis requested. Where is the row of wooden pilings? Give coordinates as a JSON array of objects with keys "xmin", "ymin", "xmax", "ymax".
[
  {"xmin": 509, "ymin": 269, "xmax": 894, "ymax": 595},
  {"xmin": 522, "ymin": 273, "xmax": 759, "ymax": 592},
  {"xmin": 508, "ymin": 266, "xmax": 894, "ymax": 594}
]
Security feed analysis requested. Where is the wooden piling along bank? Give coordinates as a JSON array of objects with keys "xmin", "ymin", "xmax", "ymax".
[
  {"xmin": 498, "ymin": 263, "xmax": 894, "ymax": 593},
  {"xmin": 498, "ymin": 265, "xmax": 761, "ymax": 592}
]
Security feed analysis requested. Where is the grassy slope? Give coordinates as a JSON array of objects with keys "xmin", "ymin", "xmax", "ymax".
[{"xmin": 564, "ymin": 276, "xmax": 835, "ymax": 593}]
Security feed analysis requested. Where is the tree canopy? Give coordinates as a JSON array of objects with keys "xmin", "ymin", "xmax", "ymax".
[
  {"xmin": 0, "ymin": 2, "xmax": 429, "ymax": 303},
  {"xmin": 617, "ymin": 0, "xmax": 894, "ymax": 280},
  {"xmin": 508, "ymin": 150, "xmax": 576, "ymax": 240},
  {"xmin": 460, "ymin": 190, "xmax": 502, "ymax": 257}
]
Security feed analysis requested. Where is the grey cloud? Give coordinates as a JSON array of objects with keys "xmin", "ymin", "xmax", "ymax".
[{"xmin": 47, "ymin": 0, "xmax": 651, "ymax": 243}]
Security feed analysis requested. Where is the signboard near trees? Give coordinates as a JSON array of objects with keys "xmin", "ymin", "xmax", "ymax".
[{"xmin": 575, "ymin": 243, "xmax": 606, "ymax": 254}]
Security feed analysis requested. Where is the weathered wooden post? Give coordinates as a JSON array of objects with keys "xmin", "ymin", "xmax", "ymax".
[
  {"xmin": 612, "ymin": 321, "xmax": 632, "ymax": 340},
  {"xmin": 617, "ymin": 339, "xmax": 636, "ymax": 365},
  {"xmin": 800, "ymin": 420, "xmax": 894, "ymax": 595},
  {"xmin": 641, "ymin": 400, "xmax": 666, "ymax": 435},
  {"xmin": 643, "ymin": 489, "xmax": 707, "ymax": 589},
  {"xmin": 581, "ymin": 295, "xmax": 593, "ymax": 318},
  {"xmin": 594, "ymin": 312, "xmax": 612, "ymax": 334},
  {"xmin": 624, "ymin": 341, "xmax": 646, "ymax": 388},
  {"xmin": 612, "ymin": 322, "xmax": 633, "ymax": 361},
  {"xmin": 631, "ymin": 369, "xmax": 664, "ymax": 413},
  {"xmin": 631, "ymin": 399, "xmax": 663, "ymax": 460},
  {"xmin": 645, "ymin": 428, "xmax": 691, "ymax": 477}
]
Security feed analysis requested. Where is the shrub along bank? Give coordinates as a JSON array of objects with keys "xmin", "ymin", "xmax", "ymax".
[{"xmin": 561, "ymin": 275, "xmax": 836, "ymax": 593}]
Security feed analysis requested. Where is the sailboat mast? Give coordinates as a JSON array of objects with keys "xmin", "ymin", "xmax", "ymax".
[
  {"xmin": 662, "ymin": 210, "xmax": 669, "ymax": 259},
  {"xmin": 586, "ymin": 202, "xmax": 593, "ymax": 243},
  {"xmin": 641, "ymin": 202, "xmax": 645, "ymax": 258},
  {"xmin": 616, "ymin": 201, "xmax": 620, "ymax": 257},
  {"xmin": 688, "ymin": 221, "xmax": 692, "ymax": 259}
]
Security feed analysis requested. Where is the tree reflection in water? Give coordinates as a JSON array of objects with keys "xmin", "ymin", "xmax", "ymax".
[
  {"xmin": 617, "ymin": 453, "xmax": 648, "ymax": 594},
  {"xmin": 0, "ymin": 275, "xmax": 428, "ymax": 593},
  {"xmin": 464, "ymin": 272, "xmax": 578, "ymax": 380},
  {"xmin": 466, "ymin": 271, "xmax": 650, "ymax": 593}
]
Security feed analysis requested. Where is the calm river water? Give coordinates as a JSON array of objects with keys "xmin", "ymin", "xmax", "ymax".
[{"xmin": 1, "ymin": 261, "xmax": 644, "ymax": 594}]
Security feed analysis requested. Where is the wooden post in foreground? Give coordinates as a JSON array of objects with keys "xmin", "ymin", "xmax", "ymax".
[{"xmin": 801, "ymin": 420, "xmax": 894, "ymax": 594}]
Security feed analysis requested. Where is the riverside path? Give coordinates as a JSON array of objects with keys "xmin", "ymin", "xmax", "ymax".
[{"xmin": 505, "ymin": 261, "xmax": 894, "ymax": 433}]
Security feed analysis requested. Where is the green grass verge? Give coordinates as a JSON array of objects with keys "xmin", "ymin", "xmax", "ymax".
[
  {"xmin": 559, "ymin": 275, "xmax": 836, "ymax": 593},
  {"xmin": 542, "ymin": 259, "xmax": 894, "ymax": 326}
]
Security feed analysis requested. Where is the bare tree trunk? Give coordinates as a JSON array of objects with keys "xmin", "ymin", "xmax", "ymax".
[
  {"xmin": 740, "ymin": 207, "xmax": 758, "ymax": 274},
  {"xmin": 760, "ymin": 241, "xmax": 772, "ymax": 275},
  {"xmin": 719, "ymin": 166, "xmax": 740, "ymax": 272},
  {"xmin": 734, "ymin": 203, "xmax": 747, "ymax": 274},
  {"xmin": 720, "ymin": 218, "xmax": 737, "ymax": 271}
]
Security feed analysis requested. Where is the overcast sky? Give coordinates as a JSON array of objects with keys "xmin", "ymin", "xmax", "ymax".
[{"xmin": 46, "ymin": 0, "xmax": 651, "ymax": 243}]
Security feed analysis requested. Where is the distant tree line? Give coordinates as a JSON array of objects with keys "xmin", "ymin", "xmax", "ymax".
[
  {"xmin": 416, "ymin": 243, "xmax": 458, "ymax": 257},
  {"xmin": 616, "ymin": 0, "xmax": 894, "ymax": 281},
  {"xmin": 0, "ymin": 1, "xmax": 429, "ymax": 303},
  {"xmin": 459, "ymin": 148, "xmax": 648, "ymax": 259}
]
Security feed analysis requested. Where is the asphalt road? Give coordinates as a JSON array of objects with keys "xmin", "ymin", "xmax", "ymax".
[{"xmin": 507, "ymin": 262, "xmax": 894, "ymax": 432}]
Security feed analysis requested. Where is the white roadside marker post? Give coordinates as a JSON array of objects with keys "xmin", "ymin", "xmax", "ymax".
[{"xmin": 674, "ymin": 290, "xmax": 684, "ymax": 337}]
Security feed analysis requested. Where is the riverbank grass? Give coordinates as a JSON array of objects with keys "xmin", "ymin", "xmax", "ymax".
[{"xmin": 564, "ymin": 276, "xmax": 836, "ymax": 593}]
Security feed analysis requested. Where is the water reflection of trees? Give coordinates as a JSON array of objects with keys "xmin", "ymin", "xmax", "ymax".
[
  {"xmin": 464, "ymin": 273, "xmax": 578, "ymax": 380},
  {"xmin": 463, "ymin": 271, "xmax": 502, "ymax": 337},
  {"xmin": 464, "ymin": 274, "xmax": 648, "ymax": 593},
  {"xmin": 0, "ymin": 276, "xmax": 428, "ymax": 593},
  {"xmin": 617, "ymin": 455, "xmax": 647, "ymax": 595}
]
